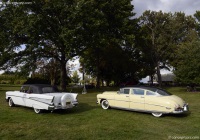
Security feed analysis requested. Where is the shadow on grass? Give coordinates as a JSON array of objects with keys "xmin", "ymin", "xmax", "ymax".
[
  {"xmin": 110, "ymin": 107, "xmax": 191, "ymax": 118},
  {"xmin": 52, "ymin": 103, "xmax": 98, "ymax": 115},
  {"xmin": 166, "ymin": 112, "xmax": 191, "ymax": 118},
  {"xmin": 10, "ymin": 103, "xmax": 98, "ymax": 115}
]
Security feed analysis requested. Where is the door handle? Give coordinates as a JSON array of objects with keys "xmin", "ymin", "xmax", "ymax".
[
  {"xmin": 126, "ymin": 96, "xmax": 129, "ymax": 97},
  {"xmin": 141, "ymin": 96, "xmax": 144, "ymax": 98}
]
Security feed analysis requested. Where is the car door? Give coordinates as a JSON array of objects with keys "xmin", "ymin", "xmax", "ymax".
[
  {"xmin": 13, "ymin": 86, "xmax": 31, "ymax": 106},
  {"xmin": 11, "ymin": 91, "xmax": 26, "ymax": 106},
  {"xmin": 114, "ymin": 88, "xmax": 130, "ymax": 109},
  {"xmin": 25, "ymin": 86, "xmax": 36, "ymax": 107},
  {"xmin": 145, "ymin": 90, "xmax": 166, "ymax": 112},
  {"xmin": 129, "ymin": 88, "xmax": 145, "ymax": 110}
]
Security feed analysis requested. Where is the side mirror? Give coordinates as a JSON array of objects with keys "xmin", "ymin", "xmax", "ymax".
[{"xmin": 117, "ymin": 91, "xmax": 120, "ymax": 94}]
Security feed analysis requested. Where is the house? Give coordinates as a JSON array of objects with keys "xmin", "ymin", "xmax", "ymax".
[{"xmin": 148, "ymin": 73, "xmax": 175, "ymax": 86}]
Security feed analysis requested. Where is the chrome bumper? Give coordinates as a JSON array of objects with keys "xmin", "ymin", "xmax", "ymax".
[
  {"xmin": 48, "ymin": 101, "xmax": 78, "ymax": 110},
  {"xmin": 172, "ymin": 103, "xmax": 189, "ymax": 114},
  {"xmin": 72, "ymin": 101, "xmax": 78, "ymax": 106}
]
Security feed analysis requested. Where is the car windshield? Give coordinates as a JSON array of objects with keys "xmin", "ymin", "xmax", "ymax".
[
  {"xmin": 42, "ymin": 86, "xmax": 59, "ymax": 93},
  {"xmin": 156, "ymin": 89, "xmax": 172, "ymax": 96}
]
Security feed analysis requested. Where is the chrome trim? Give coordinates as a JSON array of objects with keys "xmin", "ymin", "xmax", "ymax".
[
  {"xmin": 28, "ymin": 97, "xmax": 53, "ymax": 105},
  {"xmin": 110, "ymin": 106, "xmax": 169, "ymax": 114},
  {"xmin": 72, "ymin": 101, "xmax": 78, "ymax": 106},
  {"xmin": 145, "ymin": 103, "xmax": 167, "ymax": 108}
]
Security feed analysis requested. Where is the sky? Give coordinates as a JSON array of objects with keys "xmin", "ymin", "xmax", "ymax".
[{"xmin": 132, "ymin": 0, "xmax": 200, "ymax": 17}]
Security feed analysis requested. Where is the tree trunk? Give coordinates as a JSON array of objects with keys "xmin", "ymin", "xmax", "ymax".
[
  {"xmin": 50, "ymin": 59, "xmax": 57, "ymax": 86},
  {"xmin": 96, "ymin": 75, "xmax": 100, "ymax": 88},
  {"xmin": 156, "ymin": 62, "xmax": 162, "ymax": 87},
  {"xmin": 96, "ymin": 51, "xmax": 100, "ymax": 89},
  {"xmin": 60, "ymin": 60, "xmax": 67, "ymax": 91},
  {"xmin": 51, "ymin": 78, "xmax": 56, "ymax": 86},
  {"xmin": 149, "ymin": 75, "xmax": 154, "ymax": 86}
]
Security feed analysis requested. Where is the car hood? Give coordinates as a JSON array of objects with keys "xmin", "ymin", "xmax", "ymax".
[{"xmin": 102, "ymin": 91, "xmax": 117, "ymax": 95}]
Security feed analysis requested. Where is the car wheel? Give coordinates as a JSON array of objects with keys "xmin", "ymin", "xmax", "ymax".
[
  {"xmin": 8, "ymin": 98, "xmax": 15, "ymax": 107},
  {"xmin": 101, "ymin": 100, "xmax": 110, "ymax": 110},
  {"xmin": 34, "ymin": 108, "xmax": 42, "ymax": 114},
  {"xmin": 152, "ymin": 112, "xmax": 163, "ymax": 117}
]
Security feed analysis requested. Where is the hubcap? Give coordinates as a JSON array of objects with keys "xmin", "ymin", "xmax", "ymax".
[{"xmin": 102, "ymin": 100, "xmax": 109, "ymax": 109}]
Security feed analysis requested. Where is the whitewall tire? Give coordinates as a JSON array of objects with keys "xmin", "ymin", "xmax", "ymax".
[
  {"xmin": 152, "ymin": 112, "xmax": 163, "ymax": 117},
  {"xmin": 101, "ymin": 100, "xmax": 110, "ymax": 110},
  {"xmin": 34, "ymin": 108, "xmax": 42, "ymax": 114},
  {"xmin": 8, "ymin": 98, "xmax": 15, "ymax": 107}
]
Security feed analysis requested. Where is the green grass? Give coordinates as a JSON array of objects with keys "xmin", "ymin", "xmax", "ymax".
[{"xmin": 0, "ymin": 85, "xmax": 200, "ymax": 140}]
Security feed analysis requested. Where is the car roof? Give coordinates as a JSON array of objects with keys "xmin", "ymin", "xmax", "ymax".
[{"xmin": 121, "ymin": 86, "xmax": 163, "ymax": 92}]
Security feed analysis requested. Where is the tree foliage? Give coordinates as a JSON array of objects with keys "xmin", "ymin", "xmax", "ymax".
[
  {"xmin": 139, "ymin": 11, "xmax": 197, "ymax": 86},
  {"xmin": 0, "ymin": 0, "xmax": 137, "ymax": 88},
  {"xmin": 173, "ymin": 11, "xmax": 200, "ymax": 84},
  {"xmin": 1, "ymin": 1, "xmax": 200, "ymax": 87},
  {"xmin": 71, "ymin": 71, "xmax": 80, "ymax": 84},
  {"xmin": 80, "ymin": 0, "xmax": 138, "ymax": 87},
  {"xmin": 174, "ymin": 39, "xmax": 200, "ymax": 84}
]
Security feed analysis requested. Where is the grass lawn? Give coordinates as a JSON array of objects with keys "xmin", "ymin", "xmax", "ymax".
[{"xmin": 0, "ymin": 85, "xmax": 200, "ymax": 140}]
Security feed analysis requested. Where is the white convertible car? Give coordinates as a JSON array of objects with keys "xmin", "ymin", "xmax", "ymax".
[
  {"xmin": 5, "ymin": 84, "xmax": 78, "ymax": 114},
  {"xmin": 97, "ymin": 86, "xmax": 189, "ymax": 117}
]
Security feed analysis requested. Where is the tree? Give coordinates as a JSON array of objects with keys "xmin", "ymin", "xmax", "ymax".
[
  {"xmin": 71, "ymin": 71, "xmax": 80, "ymax": 84},
  {"xmin": 174, "ymin": 39, "xmax": 200, "ymax": 84},
  {"xmin": 0, "ymin": 0, "xmax": 92, "ymax": 90},
  {"xmin": 173, "ymin": 11, "xmax": 200, "ymax": 84},
  {"xmin": 0, "ymin": 0, "xmax": 137, "ymax": 89},
  {"xmin": 0, "ymin": 4, "xmax": 19, "ymax": 70},
  {"xmin": 139, "ymin": 11, "xmax": 196, "ymax": 87},
  {"xmin": 139, "ymin": 10, "xmax": 172, "ymax": 87},
  {"xmin": 194, "ymin": 11, "xmax": 200, "ymax": 36},
  {"xmin": 80, "ymin": 0, "xmax": 137, "ymax": 87},
  {"xmin": 32, "ymin": 58, "xmax": 61, "ymax": 86}
]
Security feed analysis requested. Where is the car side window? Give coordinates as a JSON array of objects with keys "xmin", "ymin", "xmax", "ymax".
[
  {"xmin": 146, "ymin": 90, "xmax": 157, "ymax": 96},
  {"xmin": 30, "ymin": 87, "xmax": 37, "ymax": 93},
  {"xmin": 20, "ymin": 86, "xmax": 30, "ymax": 93},
  {"xmin": 133, "ymin": 89, "xmax": 144, "ymax": 95},
  {"xmin": 124, "ymin": 89, "xmax": 130, "ymax": 94},
  {"xmin": 119, "ymin": 89, "xmax": 130, "ymax": 94}
]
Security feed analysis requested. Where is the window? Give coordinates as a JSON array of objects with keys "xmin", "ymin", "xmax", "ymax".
[
  {"xmin": 156, "ymin": 89, "xmax": 172, "ymax": 96},
  {"xmin": 30, "ymin": 87, "xmax": 37, "ymax": 93},
  {"xmin": 42, "ymin": 86, "xmax": 59, "ymax": 93},
  {"xmin": 133, "ymin": 89, "xmax": 144, "ymax": 95},
  {"xmin": 20, "ymin": 86, "xmax": 30, "ymax": 93},
  {"xmin": 146, "ymin": 91, "xmax": 157, "ymax": 96},
  {"xmin": 119, "ymin": 88, "xmax": 130, "ymax": 94},
  {"xmin": 42, "ymin": 87, "xmax": 54, "ymax": 93},
  {"xmin": 124, "ymin": 89, "xmax": 130, "ymax": 94}
]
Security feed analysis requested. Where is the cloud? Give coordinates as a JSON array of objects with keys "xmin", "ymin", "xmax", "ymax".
[{"xmin": 132, "ymin": 0, "xmax": 200, "ymax": 17}]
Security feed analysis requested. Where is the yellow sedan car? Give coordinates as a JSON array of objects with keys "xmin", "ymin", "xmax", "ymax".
[{"xmin": 97, "ymin": 87, "xmax": 189, "ymax": 117}]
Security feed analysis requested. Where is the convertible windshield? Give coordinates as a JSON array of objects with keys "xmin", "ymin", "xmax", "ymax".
[{"xmin": 156, "ymin": 89, "xmax": 172, "ymax": 96}]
